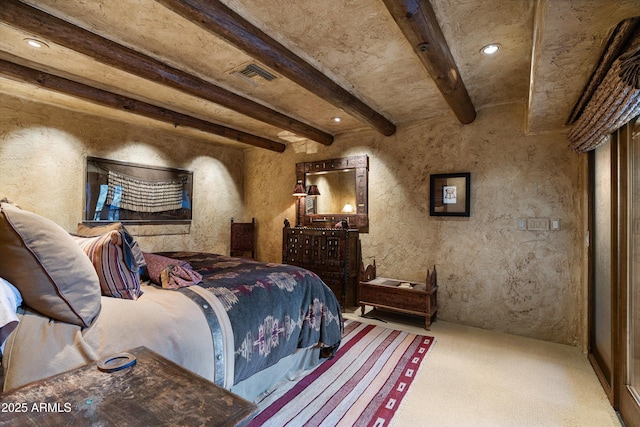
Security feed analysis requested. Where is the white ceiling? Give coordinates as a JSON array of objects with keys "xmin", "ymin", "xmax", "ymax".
[{"xmin": 1, "ymin": 0, "xmax": 639, "ymax": 150}]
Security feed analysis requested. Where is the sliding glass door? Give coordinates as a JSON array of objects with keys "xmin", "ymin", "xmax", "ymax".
[
  {"xmin": 620, "ymin": 117, "xmax": 640, "ymax": 426},
  {"xmin": 590, "ymin": 137, "xmax": 615, "ymax": 402}
]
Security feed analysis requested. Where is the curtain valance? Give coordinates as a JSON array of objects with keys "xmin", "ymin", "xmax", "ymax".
[{"xmin": 567, "ymin": 18, "xmax": 640, "ymax": 153}]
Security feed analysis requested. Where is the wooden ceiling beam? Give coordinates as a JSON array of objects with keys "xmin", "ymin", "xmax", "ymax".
[
  {"xmin": 0, "ymin": 0, "xmax": 331, "ymax": 146},
  {"xmin": 382, "ymin": 0, "xmax": 476, "ymax": 124},
  {"xmin": 0, "ymin": 58, "xmax": 286, "ymax": 152},
  {"xmin": 156, "ymin": 0, "xmax": 397, "ymax": 137}
]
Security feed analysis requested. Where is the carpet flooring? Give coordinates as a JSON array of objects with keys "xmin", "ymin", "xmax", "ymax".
[{"xmin": 345, "ymin": 309, "xmax": 622, "ymax": 427}]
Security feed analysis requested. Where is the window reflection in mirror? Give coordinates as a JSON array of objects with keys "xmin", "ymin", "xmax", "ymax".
[{"xmin": 305, "ymin": 170, "xmax": 356, "ymax": 214}]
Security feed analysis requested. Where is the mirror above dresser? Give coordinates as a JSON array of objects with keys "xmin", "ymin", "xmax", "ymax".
[{"xmin": 296, "ymin": 155, "xmax": 368, "ymax": 232}]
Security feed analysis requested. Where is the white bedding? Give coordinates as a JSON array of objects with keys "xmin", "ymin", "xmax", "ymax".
[
  {"xmin": 2, "ymin": 284, "xmax": 216, "ymax": 392},
  {"xmin": 2, "ymin": 283, "xmax": 323, "ymax": 403},
  {"xmin": 0, "ymin": 277, "xmax": 21, "ymax": 354}
]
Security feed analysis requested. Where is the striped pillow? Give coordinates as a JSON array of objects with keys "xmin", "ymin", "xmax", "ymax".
[{"xmin": 72, "ymin": 231, "xmax": 142, "ymax": 300}]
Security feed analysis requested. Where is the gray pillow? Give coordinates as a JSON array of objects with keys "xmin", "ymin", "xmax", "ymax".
[{"xmin": 0, "ymin": 203, "xmax": 101, "ymax": 326}]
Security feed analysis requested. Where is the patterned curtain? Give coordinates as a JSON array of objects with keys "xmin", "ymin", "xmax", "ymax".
[{"xmin": 567, "ymin": 19, "xmax": 640, "ymax": 153}]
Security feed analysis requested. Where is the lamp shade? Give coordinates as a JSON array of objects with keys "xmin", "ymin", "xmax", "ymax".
[
  {"xmin": 293, "ymin": 180, "xmax": 307, "ymax": 196},
  {"xmin": 342, "ymin": 203, "xmax": 355, "ymax": 213},
  {"xmin": 307, "ymin": 185, "xmax": 321, "ymax": 196}
]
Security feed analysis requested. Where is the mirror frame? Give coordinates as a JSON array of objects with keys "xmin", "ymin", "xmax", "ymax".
[{"xmin": 296, "ymin": 154, "xmax": 369, "ymax": 232}]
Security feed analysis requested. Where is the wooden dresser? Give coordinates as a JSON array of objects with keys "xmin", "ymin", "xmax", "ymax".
[{"xmin": 282, "ymin": 227, "xmax": 359, "ymax": 308}]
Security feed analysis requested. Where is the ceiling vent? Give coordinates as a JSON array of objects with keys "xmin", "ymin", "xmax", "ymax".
[{"xmin": 231, "ymin": 62, "xmax": 278, "ymax": 86}]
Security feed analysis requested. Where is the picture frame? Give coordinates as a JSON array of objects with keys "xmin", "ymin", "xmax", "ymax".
[
  {"xmin": 429, "ymin": 172, "xmax": 471, "ymax": 217},
  {"xmin": 83, "ymin": 156, "xmax": 193, "ymax": 225}
]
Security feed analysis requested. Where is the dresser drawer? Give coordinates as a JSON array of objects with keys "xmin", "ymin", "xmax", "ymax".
[
  {"xmin": 317, "ymin": 270, "xmax": 345, "ymax": 285},
  {"xmin": 301, "ymin": 260, "xmax": 346, "ymax": 272},
  {"xmin": 282, "ymin": 227, "xmax": 359, "ymax": 308}
]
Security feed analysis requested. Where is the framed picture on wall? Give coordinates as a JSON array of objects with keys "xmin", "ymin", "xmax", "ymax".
[
  {"xmin": 84, "ymin": 156, "xmax": 193, "ymax": 225},
  {"xmin": 430, "ymin": 172, "xmax": 471, "ymax": 217}
]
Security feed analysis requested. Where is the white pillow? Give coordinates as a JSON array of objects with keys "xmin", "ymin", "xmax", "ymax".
[{"xmin": 0, "ymin": 277, "xmax": 22, "ymax": 353}]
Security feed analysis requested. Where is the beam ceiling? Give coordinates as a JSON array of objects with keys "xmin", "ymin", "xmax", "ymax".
[
  {"xmin": 382, "ymin": 0, "xmax": 476, "ymax": 124},
  {"xmin": 156, "ymin": 0, "xmax": 397, "ymax": 137},
  {"xmin": 0, "ymin": 0, "xmax": 332, "ymax": 147},
  {"xmin": 0, "ymin": 58, "xmax": 286, "ymax": 152}
]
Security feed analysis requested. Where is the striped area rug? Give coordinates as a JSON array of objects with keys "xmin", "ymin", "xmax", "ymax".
[{"xmin": 248, "ymin": 319, "xmax": 436, "ymax": 427}]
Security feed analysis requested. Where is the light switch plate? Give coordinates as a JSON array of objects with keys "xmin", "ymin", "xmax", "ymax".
[
  {"xmin": 551, "ymin": 218, "xmax": 560, "ymax": 230},
  {"xmin": 517, "ymin": 218, "xmax": 527, "ymax": 231},
  {"xmin": 527, "ymin": 218, "xmax": 549, "ymax": 231}
]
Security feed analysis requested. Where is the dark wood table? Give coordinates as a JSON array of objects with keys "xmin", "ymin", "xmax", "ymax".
[
  {"xmin": 0, "ymin": 346, "xmax": 258, "ymax": 426},
  {"xmin": 359, "ymin": 275, "xmax": 438, "ymax": 330}
]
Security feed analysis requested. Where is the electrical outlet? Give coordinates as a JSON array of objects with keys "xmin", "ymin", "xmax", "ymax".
[{"xmin": 527, "ymin": 218, "xmax": 549, "ymax": 231}]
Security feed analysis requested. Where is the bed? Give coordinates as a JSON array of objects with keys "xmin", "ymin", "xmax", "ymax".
[{"xmin": 0, "ymin": 201, "xmax": 343, "ymax": 403}]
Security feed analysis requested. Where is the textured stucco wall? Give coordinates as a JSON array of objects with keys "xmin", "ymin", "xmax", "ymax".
[
  {"xmin": 245, "ymin": 103, "xmax": 587, "ymax": 346},
  {"xmin": 0, "ymin": 94, "xmax": 245, "ymax": 254},
  {"xmin": 0, "ymin": 93, "xmax": 587, "ymax": 347}
]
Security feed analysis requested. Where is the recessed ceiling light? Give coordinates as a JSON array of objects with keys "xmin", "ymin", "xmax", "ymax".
[
  {"xmin": 24, "ymin": 38, "xmax": 49, "ymax": 49},
  {"xmin": 332, "ymin": 117, "xmax": 342, "ymax": 123},
  {"xmin": 481, "ymin": 43, "xmax": 501, "ymax": 55}
]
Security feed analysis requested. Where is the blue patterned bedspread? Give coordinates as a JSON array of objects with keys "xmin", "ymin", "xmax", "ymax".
[{"xmin": 156, "ymin": 252, "xmax": 343, "ymax": 384}]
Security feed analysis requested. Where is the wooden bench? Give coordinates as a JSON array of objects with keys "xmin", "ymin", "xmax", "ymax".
[{"xmin": 359, "ymin": 262, "xmax": 438, "ymax": 330}]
